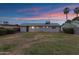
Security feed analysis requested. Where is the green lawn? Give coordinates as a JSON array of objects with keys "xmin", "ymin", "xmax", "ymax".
[{"xmin": 0, "ymin": 32, "xmax": 79, "ymax": 55}]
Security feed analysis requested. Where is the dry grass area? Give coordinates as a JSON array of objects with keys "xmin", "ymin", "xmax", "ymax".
[{"xmin": 0, "ymin": 32, "xmax": 79, "ymax": 55}]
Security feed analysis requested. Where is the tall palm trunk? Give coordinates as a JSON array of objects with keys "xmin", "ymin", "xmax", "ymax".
[
  {"xmin": 63, "ymin": 7, "xmax": 69, "ymax": 20},
  {"xmin": 66, "ymin": 14, "xmax": 68, "ymax": 20},
  {"xmin": 76, "ymin": 14, "xmax": 78, "ymax": 17}
]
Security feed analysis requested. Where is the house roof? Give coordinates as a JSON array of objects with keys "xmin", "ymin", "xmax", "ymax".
[{"xmin": 20, "ymin": 23, "xmax": 60, "ymax": 27}]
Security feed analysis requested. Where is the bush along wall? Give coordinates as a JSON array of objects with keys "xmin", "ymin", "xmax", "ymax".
[
  {"xmin": 6, "ymin": 29, "xmax": 16, "ymax": 34},
  {"xmin": 0, "ymin": 29, "xmax": 7, "ymax": 35},
  {"xmin": 63, "ymin": 28, "xmax": 74, "ymax": 34},
  {"xmin": 0, "ymin": 28, "xmax": 19, "ymax": 35}
]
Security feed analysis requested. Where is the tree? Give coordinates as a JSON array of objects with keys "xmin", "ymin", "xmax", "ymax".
[
  {"xmin": 74, "ymin": 7, "xmax": 79, "ymax": 17},
  {"xmin": 63, "ymin": 7, "xmax": 70, "ymax": 20}
]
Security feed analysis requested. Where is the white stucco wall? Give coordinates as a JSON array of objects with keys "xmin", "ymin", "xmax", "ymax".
[
  {"xmin": 20, "ymin": 26, "xmax": 60, "ymax": 32},
  {"xmin": 20, "ymin": 27, "xmax": 27, "ymax": 32},
  {"xmin": 29, "ymin": 27, "xmax": 60, "ymax": 32}
]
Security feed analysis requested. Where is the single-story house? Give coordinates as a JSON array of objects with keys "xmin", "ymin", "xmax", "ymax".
[{"xmin": 20, "ymin": 23, "xmax": 61, "ymax": 32}]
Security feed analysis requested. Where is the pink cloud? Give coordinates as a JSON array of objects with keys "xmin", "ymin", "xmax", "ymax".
[
  {"xmin": 17, "ymin": 4, "xmax": 78, "ymax": 20},
  {"xmin": 17, "ymin": 12, "xmax": 76, "ymax": 20}
]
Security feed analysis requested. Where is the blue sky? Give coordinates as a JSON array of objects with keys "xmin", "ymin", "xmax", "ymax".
[
  {"xmin": 0, "ymin": 3, "xmax": 68, "ymax": 17},
  {"xmin": 0, "ymin": 3, "xmax": 79, "ymax": 25}
]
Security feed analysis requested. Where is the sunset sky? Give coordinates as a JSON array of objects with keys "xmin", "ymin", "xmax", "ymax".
[{"xmin": 0, "ymin": 3, "xmax": 79, "ymax": 24}]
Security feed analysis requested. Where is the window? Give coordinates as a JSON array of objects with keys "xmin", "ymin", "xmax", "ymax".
[
  {"xmin": 46, "ymin": 26, "xmax": 48, "ymax": 28},
  {"xmin": 31, "ymin": 26, "xmax": 35, "ymax": 29},
  {"xmin": 52, "ymin": 26, "xmax": 56, "ymax": 29},
  {"xmin": 36, "ymin": 26, "xmax": 39, "ymax": 29}
]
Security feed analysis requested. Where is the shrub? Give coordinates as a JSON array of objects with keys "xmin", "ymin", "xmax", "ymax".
[
  {"xmin": 0, "ymin": 28, "xmax": 18, "ymax": 36},
  {"xmin": 13, "ymin": 28, "xmax": 20, "ymax": 32},
  {"xmin": 0, "ymin": 27, "xmax": 5, "ymax": 29},
  {"xmin": 6, "ymin": 29, "xmax": 16, "ymax": 34},
  {"xmin": 63, "ymin": 28, "xmax": 74, "ymax": 34},
  {"xmin": 0, "ymin": 29, "xmax": 7, "ymax": 35}
]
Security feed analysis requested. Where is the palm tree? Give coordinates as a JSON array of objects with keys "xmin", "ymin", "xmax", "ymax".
[
  {"xmin": 63, "ymin": 7, "xmax": 70, "ymax": 20},
  {"xmin": 74, "ymin": 7, "xmax": 79, "ymax": 17}
]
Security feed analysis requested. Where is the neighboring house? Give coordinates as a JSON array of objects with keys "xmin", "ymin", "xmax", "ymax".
[{"xmin": 20, "ymin": 23, "xmax": 61, "ymax": 32}]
